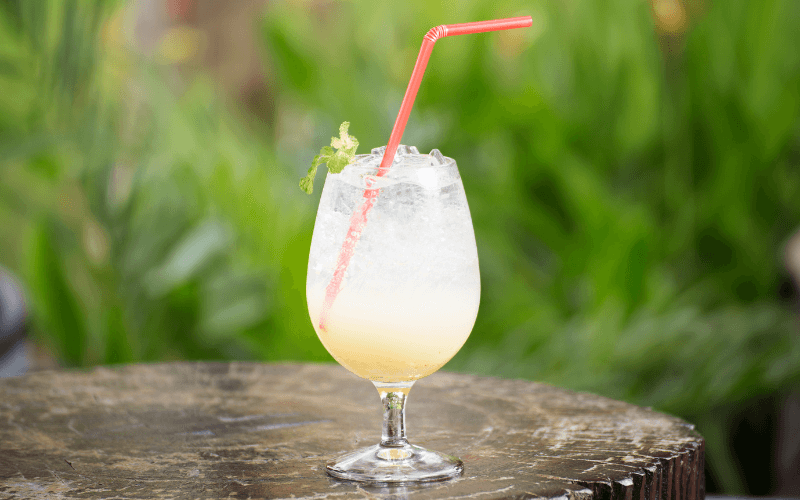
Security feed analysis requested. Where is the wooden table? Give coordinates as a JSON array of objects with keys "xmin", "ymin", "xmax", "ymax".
[{"xmin": 0, "ymin": 362, "xmax": 704, "ymax": 499}]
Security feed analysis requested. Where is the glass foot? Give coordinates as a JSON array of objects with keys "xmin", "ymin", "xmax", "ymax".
[{"xmin": 326, "ymin": 443, "xmax": 463, "ymax": 483}]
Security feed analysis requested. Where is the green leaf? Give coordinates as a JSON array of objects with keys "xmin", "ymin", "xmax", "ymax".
[
  {"xmin": 27, "ymin": 221, "xmax": 86, "ymax": 366},
  {"xmin": 299, "ymin": 168, "xmax": 316, "ymax": 194},
  {"xmin": 331, "ymin": 121, "xmax": 358, "ymax": 154},
  {"xmin": 315, "ymin": 146, "xmax": 334, "ymax": 164},
  {"xmin": 299, "ymin": 122, "xmax": 358, "ymax": 193},
  {"xmin": 144, "ymin": 218, "xmax": 233, "ymax": 297},
  {"xmin": 327, "ymin": 151, "xmax": 349, "ymax": 174}
]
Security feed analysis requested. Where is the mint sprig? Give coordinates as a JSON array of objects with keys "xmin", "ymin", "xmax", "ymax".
[{"xmin": 300, "ymin": 122, "xmax": 359, "ymax": 194}]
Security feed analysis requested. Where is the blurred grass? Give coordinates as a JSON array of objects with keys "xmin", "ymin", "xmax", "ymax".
[{"xmin": 1, "ymin": 0, "xmax": 799, "ymax": 494}]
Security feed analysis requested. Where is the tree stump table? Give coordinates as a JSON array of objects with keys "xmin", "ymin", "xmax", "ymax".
[{"xmin": 0, "ymin": 362, "xmax": 704, "ymax": 499}]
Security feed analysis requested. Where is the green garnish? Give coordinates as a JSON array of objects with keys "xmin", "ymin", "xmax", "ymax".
[{"xmin": 299, "ymin": 121, "xmax": 359, "ymax": 194}]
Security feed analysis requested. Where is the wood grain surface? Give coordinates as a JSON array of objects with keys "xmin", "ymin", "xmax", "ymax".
[{"xmin": 0, "ymin": 362, "xmax": 704, "ymax": 499}]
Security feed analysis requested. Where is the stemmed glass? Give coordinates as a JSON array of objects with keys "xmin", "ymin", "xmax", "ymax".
[{"xmin": 306, "ymin": 145, "xmax": 480, "ymax": 483}]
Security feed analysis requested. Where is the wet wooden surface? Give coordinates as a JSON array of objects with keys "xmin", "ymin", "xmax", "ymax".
[{"xmin": 0, "ymin": 362, "xmax": 704, "ymax": 499}]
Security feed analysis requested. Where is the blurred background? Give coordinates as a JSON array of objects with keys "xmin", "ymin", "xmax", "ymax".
[{"xmin": 0, "ymin": 0, "xmax": 798, "ymax": 495}]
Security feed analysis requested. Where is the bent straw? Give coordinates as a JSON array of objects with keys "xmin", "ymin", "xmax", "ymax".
[{"xmin": 319, "ymin": 16, "xmax": 533, "ymax": 331}]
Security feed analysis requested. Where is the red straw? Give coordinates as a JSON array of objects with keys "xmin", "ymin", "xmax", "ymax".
[{"xmin": 319, "ymin": 16, "xmax": 533, "ymax": 331}]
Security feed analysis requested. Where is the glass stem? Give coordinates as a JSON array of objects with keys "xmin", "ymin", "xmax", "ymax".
[{"xmin": 374, "ymin": 381, "xmax": 415, "ymax": 448}]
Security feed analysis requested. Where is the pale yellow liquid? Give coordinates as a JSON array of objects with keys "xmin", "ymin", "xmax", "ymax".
[{"xmin": 307, "ymin": 286, "xmax": 479, "ymax": 382}]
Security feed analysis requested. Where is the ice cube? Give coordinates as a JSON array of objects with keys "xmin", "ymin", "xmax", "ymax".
[
  {"xmin": 332, "ymin": 186, "xmax": 357, "ymax": 214},
  {"xmin": 396, "ymin": 145, "xmax": 420, "ymax": 155},
  {"xmin": 370, "ymin": 145, "xmax": 420, "ymax": 164},
  {"xmin": 416, "ymin": 167, "xmax": 439, "ymax": 189},
  {"xmin": 429, "ymin": 149, "xmax": 446, "ymax": 165}
]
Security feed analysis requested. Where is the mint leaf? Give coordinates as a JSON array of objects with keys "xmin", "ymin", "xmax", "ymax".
[
  {"xmin": 299, "ymin": 171, "xmax": 316, "ymax": 194},
  {"xmin": 331, "ymin": 122, "xmax": 358, "ymax": 155},
  {"xmin": 299, "ymin": 123, "xmax": 359, "ymax": 194}
]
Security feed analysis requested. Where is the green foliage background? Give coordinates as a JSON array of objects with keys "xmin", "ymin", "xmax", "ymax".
[{"xmin": 0, "ymin": 0, "xmax": 799, "ymax": 493}]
